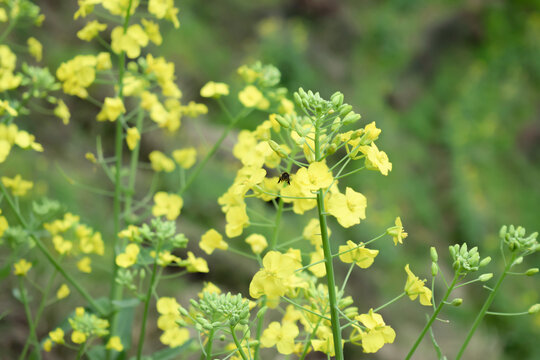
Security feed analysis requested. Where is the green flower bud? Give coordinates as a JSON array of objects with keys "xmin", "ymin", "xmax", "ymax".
[
  {"xmin": 331, "ymin": 92, "xmax": 344, "ymax": 107},
  {"xmin": 431, "ymin": 262, "xmax": 439, "ymax": 277},
  {"xmin": 450, "ymin": 298, "xmax": 463, "ymax": 306},
  {"xmin": 219, "ymin": 334, "xmax": 226, "ymax": 341},
  {"xmin": 478, "ymin": 273, "xmax": 493, "ymax": 282},
  {"xmin": 274, "ymin": 115, "xmax": 290, "ymax": 129},
  {"xmin": 256, "ymin": 306, "xmax": 268, "ymax": 319},
  {"xmin": 326, "ymin": 143, "xmax": 337, "ymax": 156},
  {"xmin": 339, "ymin": 296, "xmax": 354, "ymax": 308},
  {"xmin": 342, "ymin": 112, "xmax": 361, "ymax": 125},
  {"xmin": 499, "ymin": 225, "xmax": 508, "ymax": 239},
  {"xmin": 525, "ymin": 268, "xmax": 539, "ymax": 276},
  {"xmin": 513, "ymin": 257, "xmax": 523, "ymax": 266},
  {"xmin": 268, "ymin": 140, "xmax": 287, "ymax": 158},
  {"xmin": 479, "ymin": 256, "xmax": 491, "ymax": 267},
  {"xmin": 338, "ymin": 104, "xmax": 353, "ymax": 117},
  {"xmin": 528, "ymin": 304, "xmax": 540, "ymax": 314},
  {"xmin": 430, "ymin": 247, "xmax": 438, "ymax": 262}
]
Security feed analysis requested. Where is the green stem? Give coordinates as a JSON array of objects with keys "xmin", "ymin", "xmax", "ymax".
[
  {"xmin": 123, "ymin": 108, "xmax": 144, "ymax": 223},
  {"xmin": 317, "ymin": 189, "xmax": 344, "ymax": 360},
  {"xmin": 0, "ymin": 16, "xmax": 17, "ymax": 43},
  {"xmin": 455, "ymin": 256, "xmax": 515, "ymax": 360},
  {"xmin": 18, "ymin": 278, "xmax": 41, "ymax": 360},
  {"xmin": 406, "ymin": 274, "xmax": 459, "ymax": 360},
  {"xmin": 201, "ymin": 328, "xmax": 215, "ymax": 360},
  {"xmin": 136, "ymin": 238, "xmax": 163, "ymax": 360},
  {"xmin": 230, "ymin": 325, "xmax": 249, "ymax": 360},
  {"xmin": 0, "ymin": 183, "xmax": 105, "ymax": 315},
  {"xmin": 374, "ymin": 292, "xmax": 406, "ymax": 313},
  {"xmin": 75, "ymin": 343, "xmax": 86, "ymax": 360}
]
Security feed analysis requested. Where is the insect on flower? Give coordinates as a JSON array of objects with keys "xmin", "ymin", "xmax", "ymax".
[{"xmin": 277, "ymin": 172, "xmax": 290, "ymax": 185}]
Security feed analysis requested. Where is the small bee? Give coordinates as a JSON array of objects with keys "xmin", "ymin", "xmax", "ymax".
[{"xmin": 278, "ymin": 172, "xmax": 291, "ymax": 185}]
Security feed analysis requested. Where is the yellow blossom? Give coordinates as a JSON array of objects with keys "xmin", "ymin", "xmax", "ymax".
[
  {"xmin": 237, "ymin": 65, "xmax": 259, "ymax": 83},
  {"xmin": 387, "ymin": 216, "xmax": 408, "ymax": 245},
  {"xmin": 56, "ymin": 55, "xmax": 97, "ymax": 98},
  {"xmin": 106, "ymin": 336, "xmax": 124, "ymax": 351},
  {"xmin": 27, "ymin": 37, "xmax": 42, "ymax": 62},
  {"xmin": 338, "ymin": 240, "xmax": 378, "ymax": 268},
  {"xmin": 49, "ymin": 327, "xmax": 65, "ymax": 344},
  {"xmin": 0, "ymin": 100, "xmax": 18, "ymax": 117},
  {"xmin": 353, "ymin": 309, "xmax": 395, "ymax": 353},
  {"xmin": 172, "ymin": 147, "xmax": 196, "ymax": 169},
  {"xmin": 359, "ymin": 142, "xmax": 392, "ymax": 176},
  {"xmin": 261, "ymin": 321, "xmax": 299, "ymax": 355},
  {"xmin": 52, "ymin": 235, "xmax": 73, "ymax": 255},
  {"xmin": 102, "ymin": 0, "xmax": 140, "ymax": 15},
  {"xmin": 295, "ymin": 161, "xmax": 334, "ymax": 191},
  {"xmin": 148, "ymin": 0, "xmax": 180, "ymax": 28},
  {"xmin": 363, "ymin": 121, "xmax": 381, "ymax": 142},
  {"xmin": 111, "ymin": 24, "xmax": 149, "ymax": 58},
  {"xmin": 77, "ymin": 20, "xmax": 107, "ymax": 41},
  {"xmin": 198, "ymin": 282, "xmax": 221, "ymax": 298},
  {"xmin": 200, "ymin": 228, "xmax": 228, "ymax": 255},
  {"xmin": 327, "ymin": 186, "xmax": 367, "ymax": 228},
  {"xmin": 96, "ymin": 52, "xmax": 112, "ymax": 70},
  {"xmin": 14, "ymin": 258, "xmax": 32, "ymax": 276},
  {"xmin": 185, "ymin": 251, "xmax": 209, "ymax": 273},
  {"xmin": 302, "ymin": 218, "xmax": 331, "ymax": 247},
  {"xmin": 2, "ymin": 174, "xmax": 33, "ymax": 196},
  {"xmin": 238, "ymin": 85, "xmax": 269, "ymax": 109},
  {"xmin": 308, "ymin": 247, "xmax": 326, "ymax": 278},
  {"xmin": 85, "ymin": 152, "xmax": 97, "ymax": 163},
  {"xmin": 54, "ymin": 99, "xmax": 70, "ymax": 125},
  {"xmin": 149, "ymin": 151, "xmax": 175, "ymax": 172},
  {"xmin": 152, "ymin": 192, "xmax": 183, "ymax": 220},
  {"xmin": 181, "ymin": 101, "xmax": 208, "ymax": 117},
  {"xmin": 0, "ymin": 211, "xmax": 8, "ymax": 237},
  {"xmin": 145, "ymin": 54, "xmax": 182, "ymax": 98},
  {"xmin": 160, "ymin": 327, "xmax": 189, "ymax": 347},
  {"xmin": 43, "ymin": 339, "xmax": 52, "ymax": 352},
  {"xmin": 249, "ymin": 251, "xmax": 299, "ymax": 300},
  {"xmin": 77, "ymin": 256, "xmax": 92, "ymax": 273},
  {"xmin": 118, "ymin": 225, "xmax": 140, "ymax": 241},
  {"xmin": 157, "ymin": 297, "xmax": 180, "ymax": 315},
  {"xmin": 225, "ymin": 205, "xmax": 249, "ymax": 238},
  {"xmin": 57, "ymin": 284, "xmax": 70, "ymax": 299},
  {"xmin": 96, "ymin": 97, "xmax": 125, "ymax": 122},
  {"xmin": 245, "ymin": 234, "xmax": 268, "ymax": 255},
  {"xmin": 312, "ymin": 326, "xmax": 343, "ymax": 357},
  {"xmin": 71, "ymin": 330, "xmax": 87, "ymax": 344},
  {"xmin": 404, "ymin": 264, "xmax": 432, "ymax": 306},
  {"xmin": 115, "ymin": 243, "xmax": 140, "ymax": 268},
  {"xmin": 126, "ymin": 127, "xmax": 140, "ymax": 150},
  {"xmin": 200, "ymin": 81, "xmax": 230, "ymax": 98},
  {"xmin": 142, "ymin": 19, "xmax": 162, "ymax": 45}
]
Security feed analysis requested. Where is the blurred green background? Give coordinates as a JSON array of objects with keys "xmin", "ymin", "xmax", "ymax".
[{"xmin": 2, "ymin": 0, "xmax": 539, "ymax": 359}]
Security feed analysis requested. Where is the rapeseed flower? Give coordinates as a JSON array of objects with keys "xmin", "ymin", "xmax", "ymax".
[
  {"xmin": 200, "ymin": 81, "xmax": 230, "ymax": 98},
  {"xmin": 200, "ymin": 228, "xmax": 228, "ymax": 255},
  {"xmin": 261, "ymin": 321, "xmax": 299, "ymax": 355},
  {"xmin": 404, "ymin": 264, "xmax": 432, "ymax": 306},
  {"xmin": 14, "ymin": 258, "xmax": 32, "ymax": 276},
  {"xmin": 327, "ymin": 186, "xmax": 367, "ymax": 228},
  {"xmin": 2, "ymin": 175, "xmax": 33, "ymax": 196},
  {"xmin": 126, "ymin": 127, "xmax": 140, "ymax": 150},
  {"xmin": 111, "ymin": 24, "xmax": 149, "ymax": 58},
  {"xmin": 77, "ymin": 20, "xmax": 106, "ymax": 41},
  {"xmin": 238, "ymin": 85, "xmax": 269, "ymax": 109},
  {"xmin": 152, "ymin": 192, "xmax": 183, "ymax": 220},
  {"xmin": 27, "ymin": 37, "xmax": 42, "ymax": 61},
  {"xmin": 184, "ymin": 251, "xmax": 209, "ymax": 273},
  {"xmin": 115, "ymin": 243, "xmax": 140, "ymax": 268},
  {"xmin": 387, "ymin": 216, "xmax": 408, "ymax": 245},
  {"xmin": 57, "ymin": 284, "xmax": 70, "ymax": 299},
  {"xmin": 106, "ymin": 336, "xmax": 124, "ymax": 351},
  {"xmin": 149, "ymin": 151, "xmax": 175, "ymax": 172},
  {"xmin": 54, "ymin": 99, "xmax": 70, "ymax": 125},
  {"xmin": 338, "ymin": 240, "xmax": 378, "ymax": 268},
  {"xmin": 245, "ymin": 233, "xmax": 268, "ymax": 254},
  {"xmin": 354, "ymin": 309, "xmax": 395, "ymax": 353},
  {"xmin": 249, "ymin": 251, "xmax": 299, "ymax": 300},
  {"xmin": 96, "ymin": 97, "xmax": 125, "ymax": 122},
  {"xmin": 172, "ymin": 147, "xmax": 196, "ymax": 169}
]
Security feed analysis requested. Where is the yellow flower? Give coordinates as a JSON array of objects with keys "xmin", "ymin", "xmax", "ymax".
[
  {"xmin": 387, "ymin": 216, "xmax": 408, "ymax": 245},
  {"xmin": 96, "ymin": 97, "xmax": 125, "ymax": 122},
  {"xmin": 53, "ymin": 235, "xmax": 73, "ymax": 255},
  {"xmin": 43, "ymin": 339, "xmax": 52, "ymax": 352},
  {"xmin": 181, "ymin": 101, "xmax": 208, "ymax": 117},
  {"xmin": 338, "ymin": 240, "xmax": 378, "ymax": 268},
  {"xmin": 404, "ymin": 264, "xmax": 432, "ymax": 306},
  {"xmin": 96, "ymin": 52, "xmax": 112, "ymax": 70},
  {"xmin": 152, "ymin": 192, "xmax": 183, "ymax": 220},
  {"xmin": 225, "ymin": 205, "xmax": 249, "ymax": 238},
  {"xmin": 111, "ymin": 24, "xmax": 149, "ymax": 58},
  {"xmin": 237, "ymin": 65, "xmax": 259, "ymax": 83},
  {"xmin": 118, "ymin": 225, "xmax": 140, "ymax": 241},
  {"xmin": 157, "ymin": 297, "xmax": 180, "ymax": 315},
  {"xmin": 102, "ymin": 0, "xmax": 140, "ymax": 16},
  {"xmin": 359, "ymin": 142, "xmax": 392, "ymax": 176},
  {"xmin": 200, "ymin": 228, "xmax": 228, "ymax": 255},
  {"xmin": 245, "ymin": 233, "xmax": 268, "ymax": 255},
  {"xmin": 145, "ymin": 55, "xmax": 182, "ymax": 98},
  {"xmin": 302, "ymin": 218, "xmax": 331, "ymax": 247},
  {"xmin": 172, "ymin": 147, "xmax": 196, "ymax": 169},
  {"xmin": 185, "ymin": 251, "xmax": 209, "ymax": 273},
  {"xmin": 148, "ymin": 0, "xmax": 180, "ymax": 28},
  {"xmin": 311, "ymin": 326, "xmax": 342, "ymax": 357},
  {"xmin": 115, "ymin": 243, "xmax": 140, "ymax": 268},
  {"xmin": 56, "ymin": 55, "xmax": 97, "ymax": 98},
  {"xmin": 327, "ymin": 186, "xmax": 367, "ymax": 228},
  {"xmin": 71, "ymin": 330, "xmax": 87, "ymax": 344},
  {"xmin": 200, "ymin": 81, "xmax": 230, "ymax": 98},
  {"xmin": 354, "ymin": 309, "xmax": 395, "ymax": 353},
  {"xmin": 160, "ymin": 327, "xmax": 189, "ymax": 347},
  {"xmin": 14, "ymin": 258, "xmax": 32, "ymax": 276},
  {"xmin": 295, "ymin": 161, "xmax": 334, "ymax": 191},
  {"xmin": 249, "ymin": 251, "xmax": 300, "ymax": 300},
  {"xmin": 54, "ymin": 99, "xmax": 70, "ymax": 125},
  {"xmin": 106, "ymin": 336, "xmax": 124, "ymax": 351},
  {"xmin": 2, "ymin": 174, "xmax": 33, "ymax": 196},
  {"xmin": 126, "ymin": 127, "xmax": 140, "ymax": 150},
  {"xmin": 238, "ymin": 85, "xmax": 269, "ymax": 109},
  {"xmin": 0, "ymin": 210, "xmax": 9, "ymax": 237},
  {"xmin": 308, "ymin": 247, "xmax": 326, "ymax": 277},
  {"xmin": 56, "ymin": 284, "xmax": 70, "ymax": 299},
  {"xmin": 198, "ymin": 282, "xmax": 221, "ymax": 298},
  {"xmin": 77, "ymin": 256, "xmax": 92, "ymax": 273},
  {"xmin": 261, "ymin": 321, "xmax": 299, "ymax": 355},
  {"xmin": 149, "ymin": 151, "xmax": 175, "ymax": 172},
  {"xmin": 77, "ymin": 20, "xmax": 107, "ymax": 41},
  {"xmin": 142, "ymin": 19, "xmax": 162, "ymax": 45},
  {"xmin": 49, "ymin": 327, "xmax": 65, "ymax": 344},
  {"xmin": 27, "ymin": 37, "xmax": 42, "ymax": 62},
  {"xmin": 0, "ymin": 100, "xmax": 18, "ymax": 116},
  {"xmin": 363, "ymin": 121, "xmax": 381, "ymax": 142}
]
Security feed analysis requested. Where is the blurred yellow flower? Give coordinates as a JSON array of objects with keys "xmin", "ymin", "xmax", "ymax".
[
  {"xmin": 106, "ymin": 336, "xmax": 124, "ymax": 351},
  {"xmin": 142, "ymin": 18, "xmax": 162, "ymax": 45},
  {"xmin": 238, "ymin": 85, "xmax": 269, "ymax": 109},
  {"xmin": 14, "ymin": 258, "xmax": 32, "ymax": 276},
  {"xmin": 110, "ymin": 24, "xmax": 149, "ymax": 58},
  {"xmin": 96, "ymin": 97, "xmax": 125, "ymax": 122},
  {"xmin": 115, "ymin": 243, "xmax": 140, "ymax": 268},
  {"xmin": 200, "ymin": 81, "xmax": 230, "ymax": 98},
  {"xmin": 245, "ymin": 233, "xmax": 268, "ymax": 255},
  {"xmin": 56, "ymin": 284, "xmax": 70, "ymax": 299},
  {"xmin": 2, "ymin": 174, "xmax": 33, "ymax": 196},
  {"xmin": 126, "ymin": 127, "xmax": 140, "ymax": 151},
  {"xmin": 172, "ymin": 147, "xmax": 197, "ymax": 169},
  {"xmin": 152, "ymin": 192, "xmax": 183, "ymax": 220},
  {"xmin": 77, "ymin": 20, "xmax": 107, "ymax": 41},
  {"xmin": 77, "ymin": 256, "xmax": 92, "ymax": 273},
  {"xmin": 27, "ymin": 37, "xmax": 42, "ymax": 61},
  {"xmin": 185, "ymin": 251, "xmax": 209, "ymax": 273},
  {"xmin": 54, "ymin": 99, "xmax": 70, "ymax": 125},
  {"xmin": 71, "ymin": 330, "xmax": 87, "ymax": 344},
  {"xmin": 200, "ymin": 228, "xmax": 228, "ymax": 255},
  {"xmin": 49, "ymin": 327, "xmax": 65, "ymax": 344},
  {"xmin": 149, "ymin": 151, "xmax": 175, "ymax": 172}
]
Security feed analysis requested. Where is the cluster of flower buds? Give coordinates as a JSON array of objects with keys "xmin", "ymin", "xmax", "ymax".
[
  {"xmin": 499, "ymin": 225, "xmax": 539, "ymax": 253},
  {"xmin": 190, "ymin": 292, "xmax": 251, "ymax": 329},
  {"xmin": 449, "ymin": 243, "xmax": 491, "ymax": 276}
]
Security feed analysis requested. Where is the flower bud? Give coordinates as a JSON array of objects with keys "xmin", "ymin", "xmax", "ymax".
[
  {"xmin": 338, "ymin": 104, "xmax": 353, "ymax": 117},
  {"xmin": 294, "ymin": 92, "xmax": 303, "ymax": 106},
  {"xmin": 450, "ymin": 298, "xmax": 463, "ymax": 307},
  {"xmin": 331, "ymin": 92, "xmax": 344, "ymax": 107},
  {"xmin": 478, "ymin": 273, "xmax": 493, "ymax": 282},
  {"xmin": 525, "ymin": 268, "xmax": 539, "ymax": 276},
  {"xmin": 528, "ymin": 304, "xmax": 540, "ymax": 314},
  {"xmin": 256, "ymin": 306, "xmax": 268, "ymax": 319},
  {"xmin": 430, "ymin": 247, "xmax": 438, "ymax": 262},
  {"xmin": 342, "ymin": 112, "xmax": 361, "ymax": 125},
  {"xmin": 479, "ymin": 256, "xmax": 491, "ymax": 267},
  {"xmin": 268, "ymin": 140, "xmax": 287, "ymax": 158},
  {"xmin": 512, "ymin": 257, "xmax": 523, "ymax": 266},
  {"xmin": 431, "ymin": 262, "xmax": 438, "ymax": 277},
  {"xmin": 274, "ymin": 115, "xmax": 290, "ymax": 129},
  {"xmin": 219, "ymin": 334, "xmax": 226, "ymax": 341},
  {"xmin": 499, "ymin": 225, "xmax": 507, "ymax": 238}
]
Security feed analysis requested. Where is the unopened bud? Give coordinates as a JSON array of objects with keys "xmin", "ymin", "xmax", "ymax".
[
  {"xmin": 513, "ymin": 257, "xmax": 523, "ymax": 266},
  {"xmin": 478, "ymin": 273, "xmax": 493, "ymax": 282},
  {"xmin": 525, "ymin": 268, "xmax": 539, "ymax": 276},
  {"xmin": 342, "ymin": 112, "xmax": 361, "ymax": 125},
  {"xmin": 274, "ymin": 115, "xmax": 290, "ymax": 129},
  {"xmin": 219, "ymin": 334, "xmax": 226, "ymax": 341},
  {"xmin": 331, "ymin": 92, "xmax": 344, "ymax": 107},
  {"xmin": 256, "ymin": 306, "xmax": 268, "ymax": 319},
  {"xmin": 338, "ymin": 104, "xmax": 353, "ymax": 117},
  {"xmin": 479, "ymin": 256, "xmax": 491, "ymax": 267},
  {"xmin": 450, "ymin": 298, "xmax": 463, "ymax": 306},
  {"xmin": 499, "ymin": 225, "xmax": 507, "ymax": 238},
  {"xmin": 293, "ymin": 92, "xmax": 303, "ymax": 106},
  {"xmin": 528, "ymin": 304, "xmax": 540, "ymax": 314},
  {"xmin": 431, "ymin": 262, "xmax": 439, "ymax": 276},
  {"xmin": 430, "ymin": 247, "xmax": 438, "ymax": 262}
]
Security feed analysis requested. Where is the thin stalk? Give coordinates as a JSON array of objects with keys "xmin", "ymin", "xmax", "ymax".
[
  {"xmin": 0, "ymin": 183, "xmax": 105, "ymax": 315},
  {"xmin": 123, "ymin": 108, "xmax": 145, "ymax": 222},
  {"xmin": 406, "ymin": 274, "xmax": 459, "ymax": 360},
  {"xmin": 456, "ymin": 256, "xmax": 515, "ymax": 359},
  {"xmin": 230, "ymin": 325, "xmax": 249, "ymax": 360},
  {"xmin": 201, "ymin": 328, "xmax": 215, "ymax": 360},
  {"xmin": 136, "ymin": 238, "xmax": 163, "ymax": 360},
  {"xmin": 18, "ymin": 279, "xmax": 41, "ymax": 360}
]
